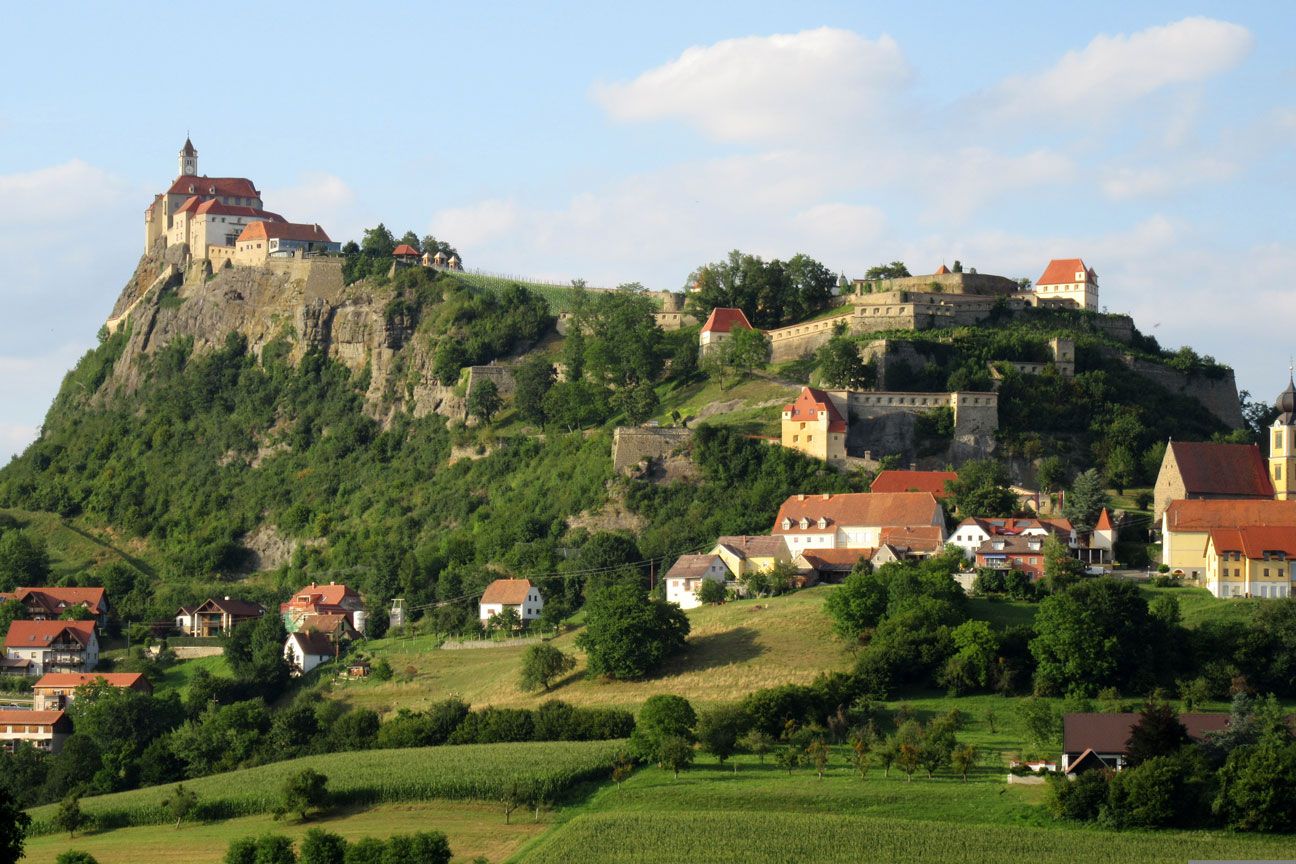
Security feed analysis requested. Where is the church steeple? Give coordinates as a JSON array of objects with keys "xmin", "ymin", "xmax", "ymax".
[
  {"xmin": 178, "ymin": 136, "xmax": 197, "ymax": 178},
  {"xmin": 1269, "ymin": 374, "xmax": 1296, "ymax": 500}
]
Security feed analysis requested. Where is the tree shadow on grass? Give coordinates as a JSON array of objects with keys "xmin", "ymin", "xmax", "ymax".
[{"xmin": 662, "ymin": 627, "xmax": 764, "ymax": 675}]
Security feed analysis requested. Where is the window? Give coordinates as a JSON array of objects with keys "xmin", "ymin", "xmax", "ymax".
[{"xmin": 1276, "ymin": 431, "xmax": 1283, "ymax": 450}]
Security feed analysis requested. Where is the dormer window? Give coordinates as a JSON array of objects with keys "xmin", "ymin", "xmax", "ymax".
[
  {"xmin": 817, "ymin": 517, "xmax": 828, "ymax": 529},
  {"xmin": 799, "ymin": 517, "xmax": 810, "ymax": 530},
  {"xmin": 188, "ymin": 184, "xmax": 195, "ymax": 193},
  {"xmin": 781, "ymin": 517, "xmax": 791, "ymax": 530}
]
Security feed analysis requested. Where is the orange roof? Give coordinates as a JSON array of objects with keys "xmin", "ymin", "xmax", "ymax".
[
  {"xmin": 237, "ymin": 221, "xmax": 332, "ymax": 244},
  {"xmin": 393, "ymin": 244, "xmax": 420, "ymax": 257},
  {"xmin": 1208, "ymin": 526, "xmax": 1296, "ymax": 559},
  {"xmin": 1037, "ymin": 258, "xmax": 1095, "ymax": 285},
  {"xmin": 166, "ymin": 175, "xmax": 259, "ymax": 199},
  {"xmin": 783, "ymin": 387, "xmax": 846, "ymax": 433},
  {"xmin": 934, "ymin": 264, "xmax": 950, "ymax": 275},
  {"xmin": 774, "ymin": 492, "xmax": 943, "ymax": 535},
  {"xmin": 701, "ymin": 307, "xmax": 754, "ymax": 334},
  {"xmin": 1167, "ymin": 442, "xmax": 1273, "ymax": 499},
  {"xmin": 871, "ymin": 470, "xmax": 958, "ymax": 499},
  {"xmin": 880, "ymin": 525, "xmax": 946, "ymax": 552},
  {"xmin": 714, "ymin": 535, "xmax": 789, "ymax": 559},
  {"xmin": 1095, "ymin": 508, "xmax": 1114, "ymax": 531},
  {"xmin": 481, "ymin": 579, "xmax": 536, "ymax": 605},
  {"xmin": 298, "ymin": 614, "xmax": 353, "ymax": 636},
  {"xmin": 34, "ymin": 672, "xmax": 148, "ymax": 691},
  {"xmin": 0, "ymin": 710, "xmax": 67, "ymax": 726},
  {"xmin": 284, "ymin": 583, "xmax": 358, "ymax": 608},
  {"xmin": 3, "ymin": 620, "xmax": 95, "ymax": 649},
  {"xmin": 1163, "ymin": 499, "xmax": 1296, "ymax": 531},
  {"xmin": 665, "ymin": 554, "xmax": 725, "ymax": 581},
  {"xmin": 3, "ymin": 587, "xmax": 106, "ymax": 615},
  {"xmin": 798, "ymin": 548, "xmax": 876, "ymax": 569}
]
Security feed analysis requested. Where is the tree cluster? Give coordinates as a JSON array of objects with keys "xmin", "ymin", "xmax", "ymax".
[{"xmin": 685, "ymin": 251, "xmax": 837, "ymax": 328}]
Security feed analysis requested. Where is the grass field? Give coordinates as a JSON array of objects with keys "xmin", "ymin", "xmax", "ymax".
[
  {"xmin": 338, "ymin": 588, "xmax": 850, "ymax": 714},
  {"xmin": 25, "ymin": 740, "xmax": 624, "ymax": 835},
  {"xmin": 653, "ymin": 375, "xmax": 799, "ymax": 433},
  {"xmin": 23, "ymin": 801, "xmax": 547, "ymax": 864},
  {"xmin": 155, "ymin": 653, "xmax": 233, "ymax": 696},
  {"xmin": 511, "ymin": 756, "xmax": 1296, "ymax": 864},
  {"xmin": 450, "ymin": 272, "xmax": 588, "ymax": 314},
  {"xmin": 0, "ymin": 508, "xmax": 156, "ymax": 581}
]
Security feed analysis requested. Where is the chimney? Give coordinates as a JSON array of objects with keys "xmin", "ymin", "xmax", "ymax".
[
  {"xmin": 822, "ymin": 494, "xmax": 830, "ymax": 500},
  {"xmin": 797, "ymin": 494, "xmax": 805, "ymax": 501},
  {"xmin": 864, "ymin": 450, "xmax": 872, "ymax": 460},
  {"xmin": 224, "ymin": 596, "xmax": 231, "ymax": 601},
  {"xmin": 910, "ymin": 462, "xmax": 917, "ymax": 471}
]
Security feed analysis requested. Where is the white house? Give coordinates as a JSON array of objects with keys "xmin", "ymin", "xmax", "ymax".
[
  {"xmin": 772, "ymin": 492, "xmax": 946, "ymax": 557},
  {"xmin": 948, "ymin": 516, "xmax": 1076, "ymax": 560},
  {"xmin": 664, "ymin": 554, "xmax": 731, "ymax": 610},
  {"xmin": 0, "ymin": 709, "xmax": 72, "ymax": 754},
  {"xmin": 698, "ymin": 307, "xmax": 754, "ymax": 355},
  {"xmin": 479, "ymin": 578, "xmax": 544, "ymax": 624},
  {"xmin": 284, "ymin": 631, "xmax": 335, "ymax": 677},
  {"xmin": 1035, "ymin": 258, "xmax": 1098, "ymax": 311},
  {"xmin": 3, "ymin": 621, "xmax": 99, "ymax": 676}
]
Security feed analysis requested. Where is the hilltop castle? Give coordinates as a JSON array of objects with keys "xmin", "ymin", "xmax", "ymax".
[{"xmin": 143, "ymin": 138, "xmax": 339, "ymax": 266}]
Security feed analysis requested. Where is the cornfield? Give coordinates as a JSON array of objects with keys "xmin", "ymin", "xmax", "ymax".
[
  {"xmin": 27, "ymin": 740, "xmax": 624, "ymax": 835},
  {"xmin": 518, "ymin": 810, "xmax": 1296, "ymax": 864}
]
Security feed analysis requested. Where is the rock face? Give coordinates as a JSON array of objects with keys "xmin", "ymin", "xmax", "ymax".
[{"xmin": 102, "ymin": 252, "xmax": 467, "ymax": 422}]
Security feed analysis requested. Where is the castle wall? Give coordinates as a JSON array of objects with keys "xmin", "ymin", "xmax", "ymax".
[
  {"xmin": 611, "ymin": 427, "xmax": 693, "ymax": 474},
  {"xmin": 850, "ymin": 272, "xmax": 1021, "ymax": 296},
  {"xmin": 820, "ymin": 389, "xmax": 998, "ymax": 465},
  {"xmin": 465, "ymin": 364, "xmax": 517, "ymax": 399}
]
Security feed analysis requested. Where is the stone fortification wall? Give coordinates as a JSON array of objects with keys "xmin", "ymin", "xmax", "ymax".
[
  {"xmin": 465, "ymin": 364, "xmax": 517, "ymax": 399},
  {"xmin": 850, "ymin": 272, "xmax": 1021, "ymax": 297},
  {"xmin": 818, "ymin": 389, "xmax": 998, "ymax": 465},
  {"xmin": 1093, "ymin": 348, "xmax": 1243, "ymax": 429},
  {"xmin": 612, "ymin": 427, "xmax": 693, "ymax": 474}
]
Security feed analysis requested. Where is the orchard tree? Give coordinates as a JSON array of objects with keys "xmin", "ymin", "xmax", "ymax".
[
  {"xmin": 695, "ymin": 705, "xmax": 746, "ymax": 770},
  {"xmin": 659, "ymin": 735, "xmax": 695, "ymax": 778},
  {"xmin": 518, "ymin": 644, "xmax": 576, "ymax": 692},
  {"xmin": 277, "ymin": 768, "xmax": 330, "ymax": 822}
]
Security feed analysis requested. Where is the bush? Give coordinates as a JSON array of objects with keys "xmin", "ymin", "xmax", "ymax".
[
  {"xmin": 629, "ymin": 695, "xmax": 696, "ymax": 762},
  {"xmin": 1048, "ymin": 770, "xmax": 1108, "ymax": 821},
  {"xmin": 55, "ymin": 853, "xmax": 100, "ymax": 864}
]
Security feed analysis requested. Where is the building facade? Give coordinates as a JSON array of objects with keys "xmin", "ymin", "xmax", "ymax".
[
  {"xmin": 781, "ymin": 387, "xmax": 847, "ymax": 462},
  {"xmin": 664, "ymin": 554, "xmax": 731, "ymax": 610},
  {"xmin": 3, "ymin": 621, "xmax": 98, "ymax": 676},
  {"xmin": 772, "ymin": 492, "xmax": 946, "ymax": 557},
  {"xmin": 1035, "ymin": 258, "xmax": 1099, "ymax": 311},
  {"xmin": 478, "ymin": 579, "xmax": 544, "ymax": 624}
]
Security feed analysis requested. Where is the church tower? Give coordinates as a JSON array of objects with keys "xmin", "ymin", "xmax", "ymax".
[
  {"xmin": 178, "ymin": 137, "xmax": 197, "ymax": 178},
  {"xmin": 1269, "ymin": 377, "xmax": 1296, "ymax": 500}
]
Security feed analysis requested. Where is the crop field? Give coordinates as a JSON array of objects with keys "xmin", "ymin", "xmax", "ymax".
[
  {"xmin": 26, "ymin": 740, "xmax": 624, "ymax": 835},
  {"xmin": 451, "ymin": 272, "xmax": 587, "ymax": 313}
]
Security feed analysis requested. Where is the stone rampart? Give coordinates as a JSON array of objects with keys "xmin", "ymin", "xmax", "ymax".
[
  {"xmin": 850, "ymin": 272, "xmax": 1021, "ymax": 297},
  {"xmin": 465, "ymin": 364, "xmax": 517, "ymax": 399},
  {"xmin": 1095, "ymin": 348, "xmax": 1243, "ymax": 429},
  {"xmin": 612, "ymin": 427, "xmax": 693, "ymax": 474},
  {"xmin": 815, "ymin": 389, "xmax": 997, "ymax": 464}
]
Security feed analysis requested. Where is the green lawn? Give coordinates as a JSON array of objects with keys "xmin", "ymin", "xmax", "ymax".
[
  {"xmin": 155, "ymin": 654, "xmax": 234, "ymax": 697},
  {"xmin": 1136, "ymin": 584, "xmax": 1263, "ymax": 628}
]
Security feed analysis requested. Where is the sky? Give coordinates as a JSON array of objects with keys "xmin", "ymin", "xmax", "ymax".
[{"xmin": 1, "ymin": 1, "xmax": 1294, "ymax": 461}]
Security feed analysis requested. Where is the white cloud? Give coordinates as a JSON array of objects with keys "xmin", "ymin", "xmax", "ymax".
[
  {"xmin": 0, "ymin": 160, "xmax": 130, "ymax": 226},
  {"xmin": 429, "ymin": 199, "xmax": 520, "ymax": 250},
  {"xmin": 593, "ymin": 27, "xmax": 911, "ymax": 142},
  {"xmin": 264, "ymin": 172, "xmax": 359, "ymax": 242},
  {"xmin": 1099, "ymin": 158, "xmax": 1237, "ymax": 200},
  {"xmin": 989, "ymin": 17, "xmax": 1252, "ymax": 121}
]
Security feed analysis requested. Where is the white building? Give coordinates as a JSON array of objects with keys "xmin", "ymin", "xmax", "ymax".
[
  {"xmin": 0, "ymin": 710, "xmax": 72, "ymax": 754},
  {"xmin": 1035, "ymin": 258, "xmax": 1098, "ymax": 311},
  {"xmin": 772, "ymin": 492, "xmax": 946, "ymax": 557},
  {"xmin": 664, "ymin": 554, "xmax": 731, "ymax": 610},
  {"xmin": 948, "ymin": 517, "xmax": 1077, "ymax": 560},
  {"xmin": 698, "ymin": 307, "xmax": 754, "ymax": 355},
  {"xmin": 284, "ymin": 631, "xmax": 335, "ymax": 677},
  {"xmin": 2, "ymin": 621, "xmax": 99, "ymax": 676},
  {"xmin": 479, "ymin": 578, "xmax": 544, "ymax": 624}
]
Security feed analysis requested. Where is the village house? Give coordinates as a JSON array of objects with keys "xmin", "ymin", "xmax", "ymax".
[
  {"xmin": 948, "ymin": 516, "xmax": 1077, "ymax": 560},
  {"xmin": 1152, "ymin": 441, "xmax": 1274, "ymax": 521},
  {"xmin": 478, "ymin": 578, "xmax": 544, "ymax": 625},
  {"xmin": 1160, "ymin": 499, "xmax": 1296, "ymax": 580},
  {"xmin": 772, "ymin": 492, "xmax": 946, "ymax": 557},
  {"xmin": 664, "ymin": 554, "xmax": 732, "ymax": 610},
  {"xmin": 233, "ymin": 221, "xmax": 339, "ymax": 265},
  {"xmin": 298, "ymin": 613, "xmax": 359, "ymax": 642},
  {"xmin": 32, "ymin": 672, "xmax": 152, "ymax": 711},
  {"xmin": 709, "ymin": 535, "xmax": 792, "ymax": 579},
  {"xmin": 1204, "ymin": 526, "xmax": 1296, "ymax": 598},
  {"xmin": 1034, "ymin": 258, "xmax": 1099, "ymax": 311},
  {"xmin": 869, "ymin": 469, "xmax": 958, "ymax": 500},
  {"xmin": 780, "ymin": 387, "xmax": 847, "ymax": 463},
  {"xmin": 176, "ymin": 597, "xmax": 265, "ymax": 637},
  {"xmin": 0, "ymin": 587, "xmax": 108, "ymax": 626},
  {"xmin": 974, "ymin": 534, "xmax": 1047, "ymax": 580},
  {"xmin": 698, "ymin": 307, "xmax": 754, "ymax": 356},
  {"xmin": 1062, "ymin": 712, "xmax": 1228, "ymax": 774},
  {"xmin": 284, "ymin": 631, "xmax": 336, "ymax": 677},
  {"xmin": 794, "ymin": 548, "xmax": 875, "ymax": 581},
  {"xmin": 281, "ymin": 582, "xmax": 365, "ymax": 634},
  {"xmin": 0, "ymin": 709, "xmax": 73, "ymax": 754},
  {"xmin": 875, "ymin": 525, "xmax": 948, "ymax": 562},
  {"xmin": 3, "ymin": 621, "xmax": 98, "ymax": 676}
]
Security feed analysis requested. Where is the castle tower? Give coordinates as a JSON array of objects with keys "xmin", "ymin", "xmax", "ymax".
[
  {"xmin": 178, "ymin": 137, "xmax": 197, "ymax": 178},
  {"xmin": 1269, "ymin": 377, "xmax": 1296, "ymax": 500}
]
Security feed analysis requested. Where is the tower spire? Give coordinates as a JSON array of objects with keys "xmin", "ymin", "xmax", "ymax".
[{"xmin": 178, "ymin": 135, "xmax": 197, "ymax": 177}]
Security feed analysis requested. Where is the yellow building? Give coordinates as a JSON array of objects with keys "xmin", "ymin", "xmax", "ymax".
[
  {"xmin": 1270, "ymin": 378, "xmax": 1296, "ymax": 500},
  {"xmin": 781, "ymin": 387, "xmax": 847, "ymax": 462},
  {"xmin": 1161, "ymin": 499, "xmax": 1296, "ymax": 579},
  {"xmin": 1204, "ymin": 526, "xmax": 1296, "ymax": 598},
  {"xmin": 709, "ymin": 535, "xmax": 791, "ymax": 578}
]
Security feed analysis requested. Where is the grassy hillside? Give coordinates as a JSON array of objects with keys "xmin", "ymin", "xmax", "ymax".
[
  {"xmin": 339, "ymin": 588, "xmax": 849, "ymax": 714},
  {"xmin": 0, "ymin": 508, "xmax": 156, "ymax": 582},
  {"xmin": 450, "ymin": 271, "xmax": 588, "ymax": 314}
]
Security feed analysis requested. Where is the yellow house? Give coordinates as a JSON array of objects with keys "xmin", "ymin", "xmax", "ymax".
[
  {"xmin": 1161, "ymin": 499, "xmax": 1296, "ymax": 579},
  {"xmin": 710, "ymin": 535, "xmax": 791, "ymax": 578},
  {"xmin": 1204, "ymin": 526, "xmax": 1296, "ymax": 598},
  {"xmin": 781, "ymin": 387, "xmax": 847, "ymax": 462}
]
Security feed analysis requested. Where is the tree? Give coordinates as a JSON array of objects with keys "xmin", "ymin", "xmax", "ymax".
[
  {"xmin": 277, "ymin": 768, "xmax": 329, "ymax": 822},
  {"xmin": 824, "ymin": 564, "xmax": 888, "ymax": 637},
  {"xmin": 775, "ymin": 744, "xmax": 802, "ymax": 775},
  {"xmin": 1214, "ymin": 739, "xmax": 1296, "ymax": 831},
  {"xmin": 1104, "ymin": 445, "xmax": 1137, "ymax": 495},
  {"xmin": 162, "ymin": 782, "xmax": 198, "ymax": 828},
  {"xmin": 739, "ymin": 729, "xmax": 774, "ymax": 763},
  {"xmin": 0, "ymin": 786, "xmax": 29, "ymax": 864},
  {"xmin": 944, "ymin": 459, "xmax": 1015, "ymax": 519},
  {"xmin": 696, "ymin": 578, "xmax": 726, "ymax": 605},
  {"xmin": 397, "ymin": 231, "xmax": 421, "ymax": 253},
  {"xmin": 806, "ymin": 739, "xmax": 830, "ymax": 779},
  {"xmin": 1126, "ymin": 697, "xmax": 1190, "ymax": 766},
  {"xmin": 467, "ymin": 380, "xmax": 502, "ymax": 425},
  {"xmin": 1063, "ymin": 469, "xmax": 1109, "ymax": 532},
  {"xmin": 659, "ymin": 735, "xmax": 695, "ymax": 778},
  {"xmin": 1029, "ymin": 579, "xmax": 1156, "ymax": 695},
  {"xmin": 224, "ymin": 614, "xmax": 291, "ymax": 694},
  {"xmin": 383, "ymin": 832, "xmax": 452, "ymax": 864},
  {"xmin": 360, "ymin": 224, "xmax": 395, "ymax": 258},
  {"xmin": 487, "ymin": 607, "xmax": 522, "ymax": 634},
  {"xmin": 299, "ymin": 828, "xmax": 347, "ymax": 864},
  {"xmin": 695, "ymin": 705, "xmax": 745, "ymax": 770},
  {"xmin": 512, "ymin": 356, "xmax": 556, "ymax": 425},
  {"xmin": 629, "ymin": 694, "xmax": 696, "ymax": 763},
  {"xmin": 896, "ymin": 741, "xmax": 921, "ymax": 781},
  {"xmin": 518, "ymin": 644, "xmax": 576, "ymax": 693},
  {"xmin": 874, "ymin": 735, "xmax": 899, "ymax": 777},
  {"xmin": 576, "ymin": 582, "xmax": 690, "ymax": 680},
  {"xmin": 341, "ymin": 837, "xmax": 385, "ymax": 864},
  {"xmin": 54, "ymin": 853, "xmax": 99, "ymax": 864},
  {"xmin": 613, "ymin": 382, "xmax": 660, "ymax": 425},
  {"xmin": 1036, "ymin": 456, "xmax": 1067, "ymax": 494},
  {"xmin": 938, "ymin": 620, "xmax": 1000, "ymax": 694},
  {"xmin": 848, "ymin": 729, "xmax": 872, "ymax": 778},
  {"xmin": 950, "ymin": 743, "xmax": 977, "ymax": 782},
  {"xmin": 863, "ymin": 261, "xmax": 910, "ymax": 280},
  {"xmin": 54, "ymin": 792, "xmax": 88, "ymax": 838},
  {"xmin": 1042, "ymin": 535, "xmax": 1084, "ymax": 592},
  {"xmin": 541, "ymin": 380, "xmax": 611, "ymax": 432},
  {"xmin": 816, "ymin": 328, "xmax": 873, "ymax": 389},
  {"xmin": 0, "ymin": 599, "xmax": 26, "ymax": 641},
  {"xmin": 0, "ymin": 530, "xmax": 50, "ymax": 592},
  {"xmin": 420, "ymin": 235, "xmax": 459, "ymax": 259}
]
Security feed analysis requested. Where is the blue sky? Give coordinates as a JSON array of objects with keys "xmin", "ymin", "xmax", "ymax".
[{"xmin": 2, "ymin": 1, "xmax": 1294, "ymax": 460}]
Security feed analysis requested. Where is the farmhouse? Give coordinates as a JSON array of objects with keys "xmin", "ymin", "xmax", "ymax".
[
  {"xmin": 772, "ymin": 492, "xmax": 946, "ymax": 557},
  {"xmin": 1160, "ymin": 499, "xmax": 1296, "ymax": 580},
  {"xmin": 664, "ymin": 554, "xmax": 731, "ymax": 610},
  {"xmin": 710, "ymin": 535, "xmax": 791, "ymax": 578},
  {"xmin": 177, "ymin": 596, "xmax": 265, "ymax": 636},
  {"xmin": 1062, "ymin": 712, "xmax": 1228, "ymax": 773},
  {"xmin": 479, "ymin": 578, "xmax": 544, "ymax": 624},
  {"xmin": 0, "ymin": 709, "xmax": 72, "ymax": 754},
  {"xmin": 284, "ymin": 631, "xmax": 336, "ymax": 677},
  {"xmin": 3, "ymin": 621, "xmax": 98, "ymax": 676},
  {"xmin": 33, "ymin": 671, "xmax": 152, "ymax": 710},
  {"xmin": 281, "ymin": 582, "xmax": 364, "ymax": 633},
  {"xmin": 1204, "ymin": 526, "xmax": 1296, "ymax": 598},
  {"xmin": 0, "ymin": 586, "xmax": 108, "ymax": 625}
]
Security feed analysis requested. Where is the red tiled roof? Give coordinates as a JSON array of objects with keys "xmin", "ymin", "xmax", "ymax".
[
  {"xmin": 298, "ymin": 614, "xmax": 354, "ymax": 636},
  {"xmin": 701, "ymin": 307, "xmax": 754, "ymax": 334},
  {"xmin": 480, "ymin": 579, "xmax": 536, "ymax": 606},
  {"xmin": 4, "ymin": 587, "xmax": 106, "ymax": 616},
  {"xmin": 955, "ymin": 517, "xmax": 1072, "ymax": 539},
  {"xmin": 237, "ymin": 221, "xmax": 332, "ymax": 244},
  {"xmin": 1167, "ymin": 442, "xmax": 1273, "ymax": 499},
  {"xmin": 797, "ymin": 548, "xmax": 876, "ymax": 570},
  {"xmin": 1063, "ymin": 712, "xmax": 1228, "ymax": 754},
  {"xmin": 880, "ymin": 525, "xmax": 946, "ymax": 552},
  {"xmin": 194, "ymin": 198, "xmax": 283, "ymax": 221},
  {"xmin": 665, "ymin": 554, "xmax": 726, "ymax": 581},
  {"xmin": 34, "ymin": 672, "xmax": 149, "ymax": 691},
  {"xmin": 871, "ymin": 470, "xmax": 958, "ymax": 499},
  {"xmin": 1164, "ymin": 499, "xmax": 1296, "ymax": 531},
  {"xmin": 3, "ymin": 620, "xmax": 95, "ymax": 649},
  {"xmin": 774, "ymin": 492, "xmax": 943, "ymax": 535},
  {"xmin": 283, "ymin": 583, "xmax": 358, "ymax": 609},
  {"xmin": 393, "ymin": 244, "xmax": 420, "ymax": 257},
  {"xmin": 1208, "ymin": 526, "xmax": 1296, "ymax": 559},
  {"xmin": 783, "ymin": 387, "xmax": 847, "ymax": 433},
  {"xmin": 0, "ymin": 710, "xmax": 67, "ymax": 727},
  {"xmin": 166, "ymin": 175, "xmax": 259, "ymax": 199},
  {"xmin": 1037, "ymin": 258, "xmax": 1095, "ymax": 286}
]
